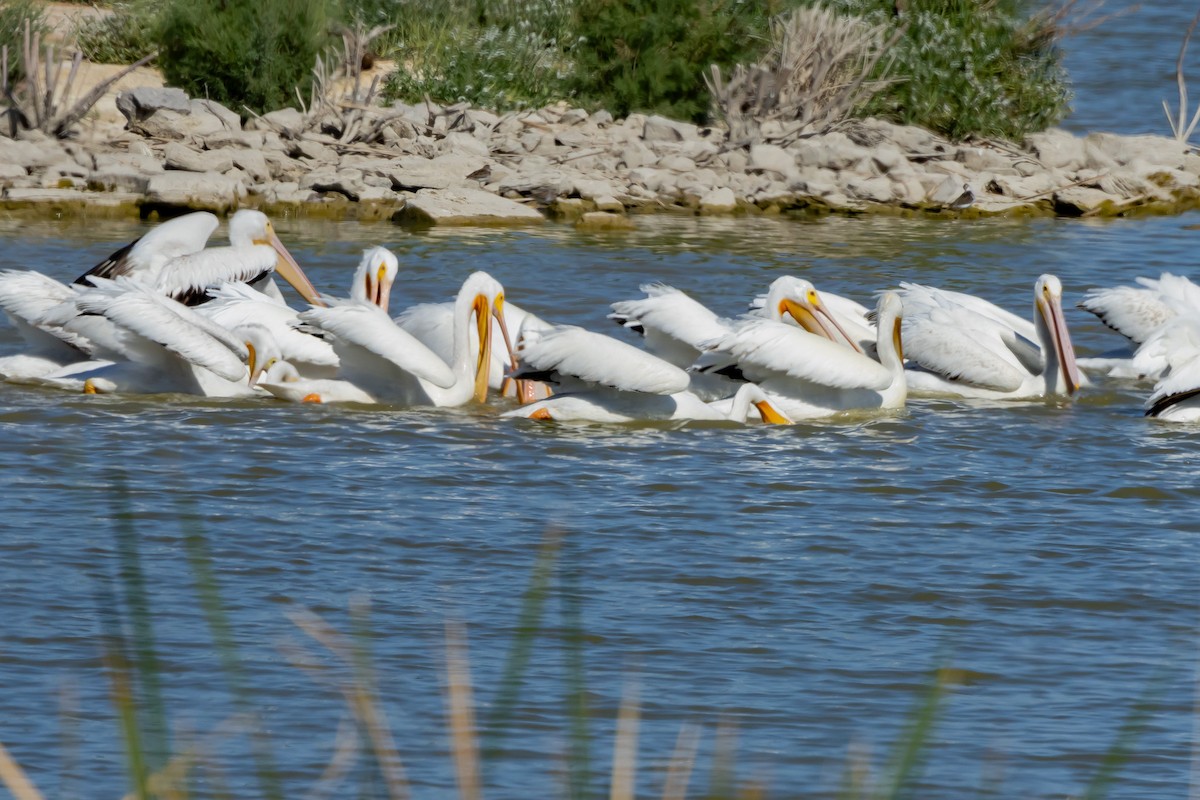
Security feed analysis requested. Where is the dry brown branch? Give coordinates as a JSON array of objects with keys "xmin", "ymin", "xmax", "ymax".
[
  {"xmin": 707, "ymin": 4, "xmax": 904, "ymax": 147},
  {"xmin": 2, "ymin": 20, "xmax": 157, "ymax": 139}
]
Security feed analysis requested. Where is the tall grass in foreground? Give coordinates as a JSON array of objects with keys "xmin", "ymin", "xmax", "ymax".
[{"xmin": 0, "ymin": 499, "xmax": 1160, "ymax": 799}]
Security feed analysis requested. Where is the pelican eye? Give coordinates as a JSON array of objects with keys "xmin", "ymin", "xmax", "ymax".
[{"xmin": 806, "ymin": 290, "xmax": 820, "ymax": 304}]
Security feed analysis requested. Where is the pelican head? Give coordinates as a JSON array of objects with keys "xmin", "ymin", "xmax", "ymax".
[
  {"xmin": 228, "ymin": 210, "xmax": 325, "ymax": 308},
  {"xmin": 767, "ymin": 276, "xmax": 864, "ymax": 353},
  {"xmin": 351, "ymin": 246, "xmax": 399, "ymax": 312},
  {"xmin": 459, "ymin": 271, "xmax": 513, "ymax": 403},
  {"xmin": 236, "ymin": 323, "xmax": 282, "ymax": 387},
  {"xmin": 1034, "ymin": 274, "xmax": 1082, "ymax": 396}
]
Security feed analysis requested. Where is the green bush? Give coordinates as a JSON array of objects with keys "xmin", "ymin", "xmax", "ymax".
[
  {"xmin": 381, "ymin": 0, "xmax": 576, "ymax": 111},
  {"xmin": 0, "ymin": 0, "xmax": 47, "ymax": 84},
  {"xmin": 569, "ymin": 0, "xmax": 778, "ymax": 123},
  {"xmin": 821, "ymin": 0, "xmax": 1071, "ymax": 140},
  {"xmin": 75, "ymin": 2, "xmax": 160, "ymax": 65},
  {"xmin": 157, "ymin": 0, "xmax": 331, "ymax": 116}
]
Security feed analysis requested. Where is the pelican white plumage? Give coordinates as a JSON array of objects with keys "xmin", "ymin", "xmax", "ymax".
[
  {"xmin": 502, "ymin": 325, "xmax": 792, "ymax": 423},
  {"xmin": 697, "ymin": 292, "xmax": 906, "ymax": 419},
  {"xmin": 748, "ymin": 276, "xmax": 875, "ymax": 354},
  {"xmin": 1143, "ymin": 315, "xmax": 1200, "ymax": 421},
  {"xmin": 0, "ymin": 269, "xmax": 94, "ymax": 379},
  {"xmin": 1077, "ymin": 273, "xmax": 1200, "ymax": 379},
  {"xmin": 396, "ymin": 284, "xmax": 542, "ymax": 394},
  {"xmin": 298, "ymin": 271, "xmax": 510, "ymax": 406},
  {"xmin": 898, "ymin": 275, "xmax": 1083, "ymax": 400},
  {"xmin": 35, "ymin": 277, "xmax": 281, "ymax": 396},
  {"xmin": 74, "ymin": 209, "xmax": 324, "ymax": 307}
]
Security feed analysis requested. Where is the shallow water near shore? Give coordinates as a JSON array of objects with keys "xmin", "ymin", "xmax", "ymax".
[
  {"xmin": 2, "ymin": 210, "xmax": 1199, "ymax": 799},
  {"xmin": 4, "ymin": 4, "xmax": 1200, "ymax": 797}
]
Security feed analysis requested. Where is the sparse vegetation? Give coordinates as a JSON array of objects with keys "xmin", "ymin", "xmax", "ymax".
[
  {"xmin": 819, "ymin": 0, "xmax": 1072, "ymax": 140},
  {"xmin": 0, "ymin": 0, "xmax": 46, "ymax": 83},
  {"xmin": 156, "ymin": 0, "xmax": 331, "ymax": 116},
  {"xmin": 74, "ymin": 1, "xmax": 160, "ymax": 65}
]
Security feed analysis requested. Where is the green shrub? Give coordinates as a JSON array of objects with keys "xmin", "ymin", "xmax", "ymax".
[
  {"xmin": 75, "ymin": 2, "xmax": 160, "ymax": 65},
  {"xmin": 381, "ymin": 0, "xmax": 576, "ymax": 111},
  {"xmin": 821, "ymin": 0, "xmax": 1071, "ymax": 140},
  {"xmin": 0, "ymin": 0, "xmax": 47, "ymax": 83},
  {"xmin": 569, "ymin": 0, "xmax": 779, "ymax": 123},
  {"xmin": 157, "ymin": 0, "xmax": 331, "ymax": 116}
]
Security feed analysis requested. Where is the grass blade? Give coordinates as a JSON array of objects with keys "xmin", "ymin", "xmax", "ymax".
[
  {"xmin": 181, "ymin": 521, "xmax": 282, "ymax": 800},
  {"xmin": 0, "ymin": 740, "xmax": 46, "ymax": 800},
  {"xmin": 483, "ymin": 528, "xmax": 561, "ymax": 756},
  {"xmin": 875, "ymin": 665, "xmax": 952, "ymax": 800},
  {"xmin": 660, "ymin": 723, "xmax": 700, "ymax": 800},
  {"xmin": 445, "ymin": 619, "xmax": 482, "ymax": 800},
  {"xmin": 610, "ymin": 675, "xmax": 640, "ymax": 800},
  {"xmin": 1081, "ymin": 672, "xmax": 1166, "ymax": 800}
]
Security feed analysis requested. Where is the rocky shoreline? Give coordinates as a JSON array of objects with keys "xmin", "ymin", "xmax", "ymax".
[{"xmin": 3, "ymin": 84, "xmax": 1200, "ymax": 226}]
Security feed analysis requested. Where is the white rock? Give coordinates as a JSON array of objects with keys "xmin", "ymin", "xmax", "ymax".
[
  {"xmin": 1086, "ymin": 132, "xmax": 1187, "ymax": 169},
  {"xmin": 699, "ymin": 186, "xmax": 737, "ymax": 213},
  {"xmin": 230, "ymin": 150, "xmax": 271, "ymax": 183},
  {"xmin": 115, "ymin": 87, "xmax": 190, "ymax": 122},
  {"xmin": 399, "ymin": 187, "xmax": 545, "ymax": 225},
  {"xmin": 204, "ymin": 131, "xmax": 264, "ymax": 150},
  {"xmin": 748, "ymin": 144, "xmax": 795, "ymax": 176},
  {"xmin": 659, "ymin": 154, "xmax": 697, "ymax": 172},
  {"xmin": 145, "ymin": 172, "xmax": 247, "ymax": 210},
  {"xmin": 164, "ymin": 142, "xmax": 235, "ymax": 174},
  {"xmin": 590, "ymin": 109, "xmax": 614, "ymax": 126},
  {"xmin": 619, "ymin": 141, "xmax": 656, "ymax": 169},
  {"xmin": 1026, "ymin": 129, "xmax": 1086, "ymax": 171},
  {"xmin": 134, "ymin": 109, "xmax": 224, "ymax": 140},
  {"xmin": 191, "ymin": 99, "xmax": 240, "ymax": 131},
  {"xmin": 643, "ymin": 114, "xmax": 698, "ymax": 142},
  {"xmin": 929, "ymin": 174, "xmax": 969, "ymax": 205},
  {"xmin": 248, "ymin": 107, "xmax": 306, "ymax": 136},
  {"xmin": 847, "ymin": 176, "xmax": 894, "ymax": 203},
  {"xmin": 1054, "ymin": 186, "xmax": 1117, "ymax": 214},
  {"xmin": 440, "ymin": 131, "xmax": 490, "ymax": 158}
]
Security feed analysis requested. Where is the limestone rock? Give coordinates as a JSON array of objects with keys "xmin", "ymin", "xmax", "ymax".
[
  {"xmin": 1026, "ymin": 130, "xmax": 1086, "ymax": 171},
  {"xmin": 642, "ymin": 115, "xmax": 697, "ymax": 142},
  {"xmin": 398, "ymin": 187, "xmax": 545, "ymax": 226},
  {"xmin": 619, "ymin": 141, "xmax": 656, "ymax": 169},
  {"xmin": 191, "ymin": 99, "xmax": 240, "ymax": 131},
  {"xmin": 134, "ymin": 109, "xmax": 224, "ymax": 141},
  {"xmin": 164, "ymin": 142, "xmax": 235, "ymax": 174},
  {"xmin": 0, "ymin": 137, "xmax": 68, "ymax": 169},
  {"xmin": 204, "ymin": 131, "xmax": 264, "ymax": 150},
  {"xmin": 116, "ymin": 87, "xmax": 190, "ymax": 124},
  {"xmin": 230, "ymin": 150, "xmax": 271, "ymax": 183},
  {"xmin": 88, "ymin": 167, "xmax": 151, "ymax": 194},
  {"xmin": 248, "ymin": 108, "xmax": 306, "ymax": 136},
  {"xmin": 440, "ymin": 131, "xmax": 490, "ymax": 158},
  {"xmin": 847, "ymin": 176, "xmax": 894, "ymax": 204},
  {"xmin": 699, "ymin": 186, "xmax": 737, "ymax": 213},
  {"xmin": 929, "ymin": 174, "xmax": 970, "ymax": 205},
  {"xmin": 290, "ymin": 139, "xmax": 338, "ymax": 164},
  {"xmin": 146, "ymin": 172, "xmax": 247, "ymax": 210},
  {"xmin": 748, "ymin": 144, "xmax": 795, "ymax": 176},
  {"xmin": 1054, "ymin": 186, "xmax": 1118, "ymax": 215}
]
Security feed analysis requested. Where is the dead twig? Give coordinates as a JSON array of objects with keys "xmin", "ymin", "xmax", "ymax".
[{"xmin": 1164, "ymin": 5, "xmax": 1200, "ymax": 144}]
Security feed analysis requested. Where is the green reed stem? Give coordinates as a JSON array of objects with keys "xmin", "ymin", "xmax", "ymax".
[
  {"xmin": 182, "ymin": 520, "xmax": 283, "ymax": 800},
  {"xmin": 111, "ymin": 480, "xmax": 169, "ymax": 774},
  {"xmin": 875, "ymin": 665, "xmax": 949, "ymax": 800},
  {"xmin": 1081, "ymin": 672, "xmax": 1165, "ymax": 800}
]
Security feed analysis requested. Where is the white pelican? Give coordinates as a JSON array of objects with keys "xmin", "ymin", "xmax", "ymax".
[
  {"xmin": 502, "ymin": 325, "xmax": 792, "ymax": 423},
  {"xmin": 898, "ymin": 275, "xmax": 1083, "ymax": 400},
  {"xmin": 298, "ymin": 271, "xmax": 510, "ymax": 407},
  {"xmin": 1077, "ymin": 273, "xmax": 1200, "ymax": 379},
  {"xmin": 697, "ymin": 292, "xmax": 906, "ymax": 420},
  {"xmin": 38, "ymin": 277, "xmax": 282, "ymax": 396},
  {"xmin": 748, "ymin": 276, "xmax": 875, "ymax": 354},
  {"xmin": 1144, "ymin": 315, "xmax": 1200, "ymax": 421},
  {"xmin": 74, "ymin": 209, "xmax": 324, "ymax": 307},
  {"xmin": 255, "ymin": 362, "xmax": 377, "ymax": 405},
  {"xmin": 0, "ymin": 269, "xmax": 94, "ymax": 379}
]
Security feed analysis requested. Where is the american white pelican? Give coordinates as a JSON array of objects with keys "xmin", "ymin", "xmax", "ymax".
[
  {"xmin": 502, "ymin": 325, "xmax": 791, "ymax": 423},
  {"xmin": 1143, "ymin": 315, "xmax": 1200, "ymax": 421},
  {"xmin": 39, "ymin": 277, "xmax": 282, "ymax": 396},
  {"xmin": 0, "ymin": 269, "xmax": 94, "ymax": 379},
  {"xmin": 255, "ymin": 361, "xmax": 377, "ymax": 405},
  {"xmin": 75, "ymin": 209, "xmax": 324, "ymax": 307},
  {"xmin": 1077, "ymin": 273, "xmax": 1200, "ymax": 379},
  {"xmin": 898, "ymin": 275, "xmax": 1083, "ymax": 400},
  {"xmin": 697, "ymin": 292, "xmax": 906, "ymax": 419},
  {"xmin": 298, "ymin": 271, "xmax": 510, "ymax": 407},
  {"xmin": 748, "ymin": 276, "xmax": 874, "ymax": 354}
]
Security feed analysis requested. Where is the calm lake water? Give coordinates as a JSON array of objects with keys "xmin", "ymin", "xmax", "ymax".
[{"xmin": 3, "ymin": 5, "xmax": 1200, "ymax": 799}]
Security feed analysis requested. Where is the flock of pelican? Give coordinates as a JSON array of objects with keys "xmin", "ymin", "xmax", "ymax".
[{"xmin": 0, "ymin": 210, "xmax": 1196, "ymax": 424}]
